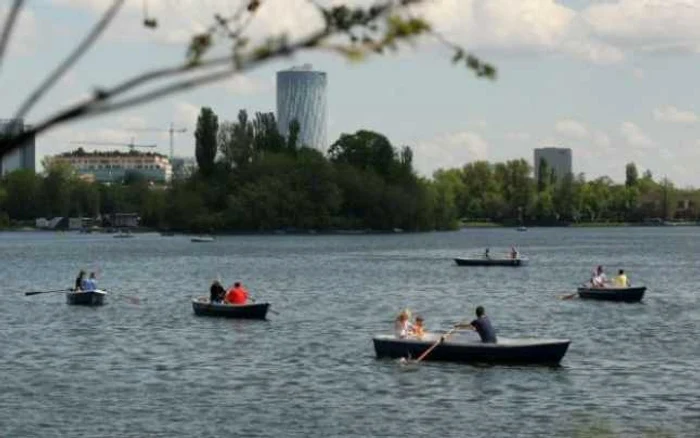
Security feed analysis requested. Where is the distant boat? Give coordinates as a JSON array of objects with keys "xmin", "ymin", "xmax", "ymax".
[
  {"xmin": 192, "ymin": 298, "xmax": 269, "ymax": 319},
  {"xmin": 113, "ymin": 230, "xmax": 134, "ymax": 238},
  {"xmin": 517, "ymin": 226, "xmax": 527, "ymax": 232},
  {"xmin": 191, "ymin": 235, "xmax": 214, "ymax": 243},
  {"xmin": 66, "ymin": 289, "xmax": 107, "ymax": 306},
  {"xmin": 454, "ymin": 257, "xmax": 527, "ymax": 267},
  {"xmin": 577, "ymin": 286, "xmax": 646, "ymax": 303}
]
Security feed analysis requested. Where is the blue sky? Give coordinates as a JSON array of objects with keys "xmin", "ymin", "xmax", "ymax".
[{"xmin": 3, "ymin": 0, "xmax": 700, "ymax": 186}]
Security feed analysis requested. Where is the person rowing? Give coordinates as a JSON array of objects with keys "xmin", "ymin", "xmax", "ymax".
[
  {"xmin": 484, "ymin": 248, "xmax": 490, "ymax": 259},
  {"xmin": 209, "ymin": 280, "xmax": 226, "ymax": 303},
  {"xmin": 590, "ymin": 265, "xmax": 607, "ymax": 288},
  {"xmin": 74, "ymin": 270, "xmax": 86, "ymax": 292},
  {"xmin": 456, "ymin": 305, "xmax": 497, "ymax": 343},
  {"xmin": 510, "ymin": 245, "xmax": 519, "ymax": 259}
]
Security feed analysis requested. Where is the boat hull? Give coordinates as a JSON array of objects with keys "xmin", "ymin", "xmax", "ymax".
[
  {"xmin": 66, "ymin": 290, "xmax": 106, "ymax": 306},
  {"xmin": 191, "ymin": 237, "xmax": 214, "ymax": 242},
  {"xmin": 192, "ymin": 299, "xmax": 269, "ymax": 319},
  {"xmin": 373, "ymin": 334, "xmax": 570, "ymax": 365},
  {"xmin": 454, "ymin": 257, "xmax": 527, "ymax": 267},
  {"xmin": 577, "ymin": 286, "xmax": 646, "ymax": 302}
]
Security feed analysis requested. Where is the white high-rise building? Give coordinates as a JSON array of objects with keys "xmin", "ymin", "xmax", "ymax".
[
  {"xmin": 0, "ymin": 119, "xmax": 36, "ymax": 176},
  {"xmin": 276, "ymin": 65, "xmax": 328, "ymax": 151},
  {"xmin": 534, "ymin": 147, "xmax": 572, "ymax": 183}
]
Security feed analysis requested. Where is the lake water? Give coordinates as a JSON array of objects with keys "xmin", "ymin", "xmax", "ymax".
[{"xmin": 1, "ymin": 228, "xmax": 698, "ymax": 437}]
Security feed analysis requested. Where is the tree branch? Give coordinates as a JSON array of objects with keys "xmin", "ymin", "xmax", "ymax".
[
  {"xmin": 0, "ymin": 0, "xmax": 25, "ymax": 71},
  {"xmin": 13, "ymin": 0, "xmax": 125, "ymax": 121},
  {"xmin": 0, "ymin": 0, "xmax": 495, "ymax": 158}
]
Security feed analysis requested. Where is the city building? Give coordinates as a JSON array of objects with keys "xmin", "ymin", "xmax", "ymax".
[
  {"xmin": 276, "ymin": 64, "xmax": 328, "ymax": 151},
  {"xmin": 534, "ymin": 147, "xmax": 572, "ymax": 183},
  {"xmin": 0, "ymin": 118, "xmax": 36, "ymax": 176},
  {"xmin": 50, "ymin": 149, "xmax": 172, "ymax": 183},
  {"xmin": 171, "ymin": 156, "xmax": 197, "ymax": 180}
]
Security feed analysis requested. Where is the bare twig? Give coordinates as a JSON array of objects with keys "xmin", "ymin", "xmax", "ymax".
[
  {"xmin": 0, "ymin": 0, "xmax": 25, "ymax": 71},
  {"xmin": 13, "ymin": 0, "xmax": 125, "ymax": 121}
]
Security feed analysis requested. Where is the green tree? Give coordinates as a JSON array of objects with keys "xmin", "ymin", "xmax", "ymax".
[
  {"xmin": 195, "ymin": 107, "xmax": 219, "ymax": 176},
  {"xmin": 625, "ymin": 162, "xmax": 639, "ymax": 187},
  {"xmin": 2, "ymin": 169, "xmax": 41, "ymax": 220},
  {"xmin": 287, "ymin": 119, "xmax": 301, "ymax": 154}
]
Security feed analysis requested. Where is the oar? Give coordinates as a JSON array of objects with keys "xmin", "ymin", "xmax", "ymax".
[
  {"xmin": 560, "ymin": 282, "xmax": 589, "ymax": 300},
  {"xmin": 25, "ymin": 288, "xmax": 71, "ymax": 296},
  {"xmin": 400, "ymin": 324, "xmax": 461, "ymax": 365}
]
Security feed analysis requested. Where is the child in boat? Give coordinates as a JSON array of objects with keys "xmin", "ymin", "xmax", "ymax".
[
  {"xmin": 394, "ymin": 309, "xmax": 413, "ymax": 338},
  {"xmin": 411, "ymin": 316, "xmax": 425, "ymax": 338}
]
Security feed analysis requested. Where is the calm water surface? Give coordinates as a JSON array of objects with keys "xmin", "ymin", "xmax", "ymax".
[{"xmin": 1, "ymin": 228, "xmax": 699, "ymax": 437}]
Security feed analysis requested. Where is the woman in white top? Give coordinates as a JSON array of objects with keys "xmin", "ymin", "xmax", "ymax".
[{"xmin": 394, "ymin": 309, "xmax": 413, "ymax": 338}]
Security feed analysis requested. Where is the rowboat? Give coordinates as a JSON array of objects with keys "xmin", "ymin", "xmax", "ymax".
[
  {"xmin": 577, "ymin": 286, "xmax": 646, "ymax": 303},
  {"xmin": 191, "ymin": 298, "xmax": 269, "ymax": 319},
  {"xmin": 191, "ymin": 236, "xmax": 214, "ymax": 243},
  {"xmin": 373, "ymin": 333, "xmax": 570, "ymax": 365},
  {"xmin": 454, "ymin": 257, "xmax": 527, "ymax": 267},
  {"xmin": 66, "ymin": 289, "xmax": 107, "ymax": 306},
  {"xmin": 113, "ymin": 231, "xmax": 134, "ymax": 238}
]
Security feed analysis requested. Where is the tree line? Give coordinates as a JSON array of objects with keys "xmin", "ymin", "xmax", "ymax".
[{"xmin": 0, "ymin": 107, "xmax": 697, "ymax": 231}]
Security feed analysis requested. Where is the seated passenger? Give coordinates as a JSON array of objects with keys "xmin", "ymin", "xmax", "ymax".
[
  {"xmin": 225, "ymin": 282, "xmax": 249, "ymax": 305},
  {"xmin": 394, "ymin": 309, "xmax": 413, "ymax": 338},
  {"xmin": 81, "ymin": 272, "xmax": 96, "ymax": 291},
  {"xmin": 411, "ymin": 316, "xmax": 425, "ymax": 338},
  {"xmin": 613, "ymin": 269, "xmax": 629, "ymax": 287}
]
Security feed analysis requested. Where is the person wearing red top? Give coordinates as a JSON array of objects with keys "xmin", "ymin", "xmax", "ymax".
[{"xmin": 225, "ymin": 282, "xmax": 249, "ymax": 305}]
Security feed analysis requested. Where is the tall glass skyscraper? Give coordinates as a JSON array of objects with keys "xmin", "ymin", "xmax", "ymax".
[{"xmin": 276, "ymin": 65, "xmax": 328, "ymax": 151}]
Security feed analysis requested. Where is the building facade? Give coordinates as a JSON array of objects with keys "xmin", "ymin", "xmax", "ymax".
[
  {"xmin": 0, "ymin": 118, "xmax": 36, "ymax": 176},
  {"xmin": 534, "ymin": 147, "xmax": 572, "ymax": 183},
  {"xmin": 276, "ymin": 65, "xmax": 328, "ymax": 151},
  {"xmin": 51, "ymin": 149, "xmax": 172, "ymax": 183}
]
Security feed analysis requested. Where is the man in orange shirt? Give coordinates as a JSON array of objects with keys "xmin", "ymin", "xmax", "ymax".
[{"xmin": 225, "ymin": 282, "xmax": 249, "ymax": 305}]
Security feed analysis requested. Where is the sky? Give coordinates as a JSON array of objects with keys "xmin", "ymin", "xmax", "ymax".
[{"xmin": 3, "ymin": 0, "xmax": 700, "ymax": 186}]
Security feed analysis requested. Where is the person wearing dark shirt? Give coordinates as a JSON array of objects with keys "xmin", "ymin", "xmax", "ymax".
[
  {"xmin": 74, "ymin": 270, "xmax": 86, "ymax": 291},
  {"xmin": 458, "ymin": 306, "xmax": 497, "ymax": 343},
  {"xmin": 210, "ymin": 281, "xmax": 226, "ymax": 303}
]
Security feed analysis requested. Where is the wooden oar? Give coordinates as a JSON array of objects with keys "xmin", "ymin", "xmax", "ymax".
[
  {"xmin": 25, "ymin": 288, "xmax": 71, "ymax": 296},
  {"xmin": 399, "ymin": 324, "xmax": 461, "ymax": 365}
]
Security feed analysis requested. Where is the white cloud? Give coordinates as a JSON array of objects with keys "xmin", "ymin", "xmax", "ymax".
[
  {"xmin": 652, "ymin": 105, "xmax": 698, "ymax": 124},
  {"xmin": 222, "ymin": 74, "xmax": 271, "ymax": 95},
  {"xmin": 50, "ymin": 0, "xmax": 700, "ymax": 65},
  {"xmin": 413, "ymin": 130, "xmax": 489, "ymax": 176},
  {"xmin": 174, "ymin": 102, "xmax": 201, "ymax": 127},
  {"xmin": 555, "ymin": 119, "xmax": 589, "ymax": 139},
  {"xmin": 505, "ymin": 131, "xmax": 531, "ymax": 141},
  {"xmin": 620, "ymin": 122, "xmax": 653, "ymax": 147},
  {"xmin": 583, "ymin": 0, "xmax": 700, "ymax": 53},
  {"xmin": 593, "ymin": 131, "xmax": 611, "ymax": 148}
]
